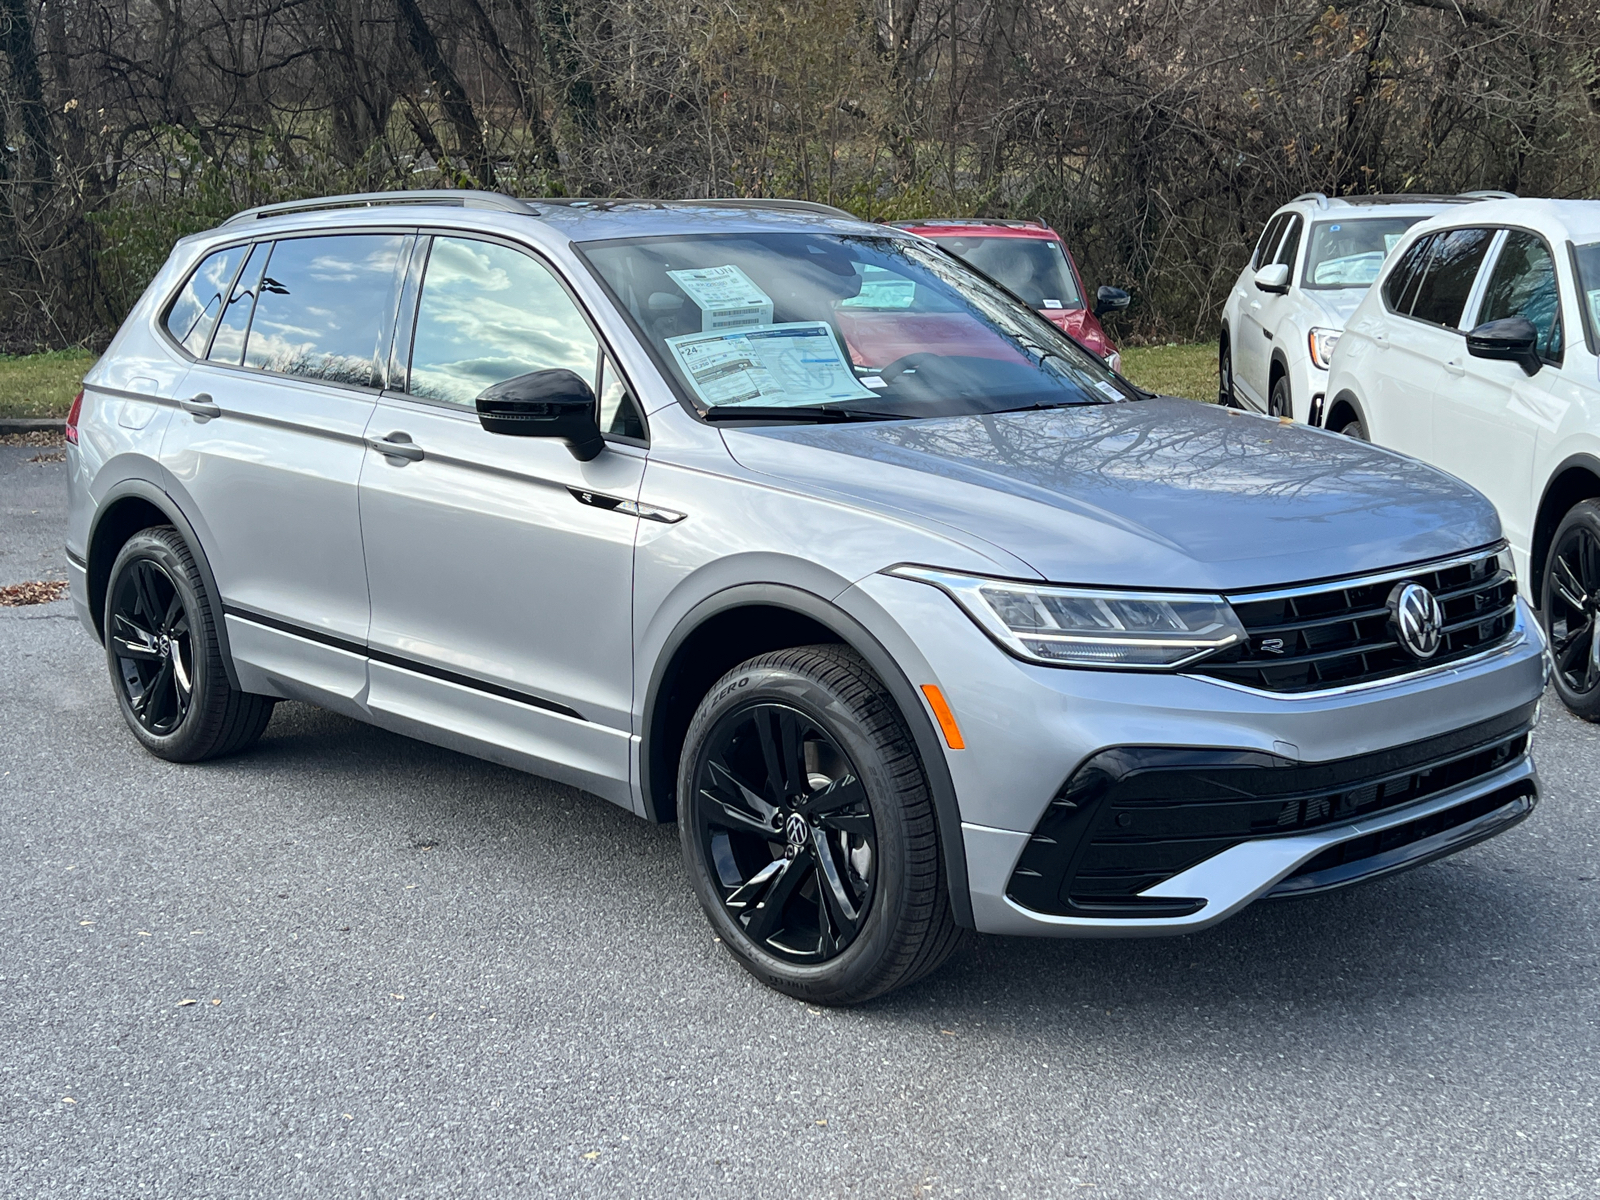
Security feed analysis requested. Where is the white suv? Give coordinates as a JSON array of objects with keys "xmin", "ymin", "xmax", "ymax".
[
  {"xmin": 1326, "ymin": 198, "xmax": 1600, "ymax": 718},
  {"xmin": 1221, "ymin": 192, "xmax": 1512, "ymax": 424}
]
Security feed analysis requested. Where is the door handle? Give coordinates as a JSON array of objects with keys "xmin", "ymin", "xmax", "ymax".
[
  {"xmin": 179, "ymin": 393, "xmax": 221, "ymax": 420},
  {"xmin": 1443, "ymin": 358, "xmax": 1466, "ymax": 377},
  {"xmin": 366, "ymin": 432, "xmax": 424, "ymax": 463}
]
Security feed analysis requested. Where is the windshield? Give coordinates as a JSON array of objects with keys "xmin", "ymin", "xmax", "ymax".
[
  {"xmin": 930, "ymin": 235, "xmax": 1083, "ymax": 310},
  {"xmin": 580, "ymin": 232, "xmax": 1128, "ymax": 419},
  {"xmin": 1303, "ymin": 216, "xmax": 1429, "ymax": 289},
  {"xmin": 1576, "ymin": 241, "xmax": 1600, "ymax": 352}
]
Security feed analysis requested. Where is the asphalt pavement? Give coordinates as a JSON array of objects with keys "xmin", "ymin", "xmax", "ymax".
[{"xmin": 3, "ymin": 440, "xmax": 1598, "ymax": 1198}]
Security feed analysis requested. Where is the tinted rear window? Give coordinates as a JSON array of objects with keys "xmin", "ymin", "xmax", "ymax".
[
  {"xmin": 242, "ymin": 234, "xmax": 408, "ymax": 387},
  {"xmin": 1383, "ymin": 234, "xmax": 1434, "ymax": 313},
  {"xmin": 1409, "ymin": 227, "xmax": 1493, "ymax": 328}
]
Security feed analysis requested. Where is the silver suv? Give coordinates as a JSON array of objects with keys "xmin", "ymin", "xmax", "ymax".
[{"xmin": 66, "ymin": 191, "xmax": 1547, "ymax": 1003}]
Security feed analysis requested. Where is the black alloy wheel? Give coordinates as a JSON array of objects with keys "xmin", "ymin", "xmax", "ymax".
[
  {"xmin": 691, "ymin": 703, "xmax": 877, "ymax": 963},
  {"xmin": 109, "ymin": 555, "xmax": 193, "ymax": 735},
  {"xmin": 678, "ymin": 646, "xmax": 961, "ymax": 1004},
  {"xmin": 1543, "ymin": 499, "xmax": 1600, "ymax": 720},
  {"xmin": 103, "ymin": 526, "xmax": 275, "ymax": 760},
  {"xmin": 1338, "ymin": 416, "xmax": 1367, "ymax": 440}
]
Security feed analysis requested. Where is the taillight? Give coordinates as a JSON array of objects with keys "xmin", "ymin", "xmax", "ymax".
[{"xmin": 65, "ymin": 390, "xmax": 83, "ymax": 445}]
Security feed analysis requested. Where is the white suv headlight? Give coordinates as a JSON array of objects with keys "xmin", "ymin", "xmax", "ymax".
[
  {"xmin": 1308, "ymin": 326, "xmax": 1341, "ymax": 369},
  {"xmin": 887, "ymin": 567, "xmax": 1248, "ymax": 668}
]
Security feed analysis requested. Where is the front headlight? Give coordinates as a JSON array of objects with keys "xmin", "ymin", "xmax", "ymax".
[
  {"xmin": 887, "ymin": 566, "xmax": 1248, "ymax": 668},
  {"xmin": 1308, "ymin": 326, "xmax": 1341, "ymax": 369}
]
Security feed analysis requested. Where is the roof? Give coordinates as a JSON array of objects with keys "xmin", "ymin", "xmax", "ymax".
[{"xmin": 1406, "ymin": 197, "xmax": 1600, "ymax": 245}]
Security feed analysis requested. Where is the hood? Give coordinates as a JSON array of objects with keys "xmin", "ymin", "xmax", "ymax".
[
  {"xmin": 721, "ymin": 398, "xmax": 1498, "ymax": 591},
  {"xmin": 1041, "ymin": 308, "xmax": 1112, "ymax": 355},
  {"xmin": 1304, "ymin": 289, "xmax": 1366, "ymax": 326}
]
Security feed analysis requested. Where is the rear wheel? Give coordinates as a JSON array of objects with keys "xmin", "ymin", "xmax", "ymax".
[
  {"xmin": 1218, "ymin": 337, "xmax": 1238, "ymax": 407},
  {"xmin": 1337, "ymin": 416, "xmax": 1367, "ymax": 440},
  {"xmin": 104, "ymin": 527, "xmax": 274, "ymax": 761},
  {"xmin": 678, "ymin": 646, "xmax": 960, "ymax": 1004},
  {"xmin": 1542, "ymin": 500, "xmax": 1600, "ymax": 721}
]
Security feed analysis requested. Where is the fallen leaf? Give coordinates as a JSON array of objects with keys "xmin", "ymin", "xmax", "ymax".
[
  {"xmin": 1278, "ymin": 416, "xmax": 1293, "ymax": 425},
  {"xmin": 940, "ymin": 1029, "xmax": 955, "ymax": 1035},
  {"xmin": 815, "ymin": 1119, "xmax": 828, "ymax": 1126},
  {"xmin": 390, "ymin": 993, "xmax": 405, "ymax": 1000},
  {"xmin": 137, "ymin": 931, "xmax": 151, "ymax": 937},
  {"xmin": 342, "ymin": 1113, "xmax": 353, "ymax": 1120},
  {"xmin": 210, "ymin": 999, "xmax": 220, "ymax": 1006},
  {"xmin": 78, "ymin": 920, "xmax": 93, "ymax": 926},
  {"xmin": 0, "ymin": 580, "xmax": 69, "ymax": 606},
  {"xmin": 583, "ymin": 1151, "xmax": 600, "ymax": 1160},
  {"xmin": 61, "ymin": 1097, "xmax": 76, "ymax": 1104},
  {"xmin": 189, "ymin": 929, "xmax": 203, "ymax": 935},
  {"xmin": 177, "ymin": 999, "xmax": 197, "ymax": 1007}
]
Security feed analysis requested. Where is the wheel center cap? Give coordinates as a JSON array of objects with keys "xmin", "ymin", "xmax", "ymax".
[
  {"xmin": 784, "ymin": 812, "xmax": 809, "ymax": 853},
  {"xmin": 159, "ymin": 635, "xmax": 171, "ymax": 655}
]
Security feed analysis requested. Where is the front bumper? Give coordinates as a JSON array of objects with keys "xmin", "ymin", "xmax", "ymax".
[{"xmin": 844, "ymin": 573, "xmax": 1548, "ymax": 938}]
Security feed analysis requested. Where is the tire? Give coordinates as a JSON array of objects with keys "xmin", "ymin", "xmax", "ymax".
[
  {"xmin": 1268, "ymin": 374, "xmax": 1290, "ymax": 419},
  {"xmin": 1218, "ymin": 336, "xmax": 1238, "ymax": 407},
  {"xmin": 1541, "ymin": 499, "xmax": 1600, "ymax": 721},
  {"xmin": 1337, "ymin": 416, "xmax": 1367, "ymax": 440},
  {"xmin": 678, "ymin": 645, "xmax": 961, "ymax": 1004},
  {"xmin": 104, "ymin": 526, "xmax": 275, "ymax": 761}
]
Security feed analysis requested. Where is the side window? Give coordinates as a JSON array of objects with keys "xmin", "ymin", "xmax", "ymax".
[
  {"xmin": 208, "ymin": 242, "xmax": 268, "ymax": 365},
  {"xmin": 1274, "ymin": 215, "xmax": 1304, "ymax": 269},
  {"xmin": 597, "ymin": 354, "xmax": 646, "ymax": 440},
  {"xmin": 242, "ymin": 234, "xmax": 408, "ymax": 387},
  {"xmin": 1409, "ymin": 227, "xmax": 1494, "ymax": 328},
  {"xmin": 1384, "ymin": 234, "xmax": 1433, "ymax": 313},
  {"xmin": 1478, "ymin": 230, "xmax": 1563, "ymax": 361},
  {"xmin": 165, "ymin": 244, "xmax": 249, "ymax": 356},
  {"xmin": 1252, "ymin": 214, "xmax": 1288, "ymax": 270},
  {"xmin": 407, "ymin": 236, "xmax": 600, "ymax": 407}
]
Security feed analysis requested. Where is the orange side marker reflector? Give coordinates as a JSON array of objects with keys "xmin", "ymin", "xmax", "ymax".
[{"xmin": 920, "ymin": 684, "xmax": 965, "ymax": 750}]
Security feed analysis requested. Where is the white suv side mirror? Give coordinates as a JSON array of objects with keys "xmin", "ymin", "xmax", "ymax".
[{"xmin": 1253, "ymin": 263, "xmax": 1291, "ymax": 294}]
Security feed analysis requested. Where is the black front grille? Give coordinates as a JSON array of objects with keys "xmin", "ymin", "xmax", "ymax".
[
  {"xmin": 1005, "ymin": 703, "xmax": 1536, "ymax": 918},
  {"xmin": 1191, "ymin": 545, "xmax": 1517, "ymax": 694}
]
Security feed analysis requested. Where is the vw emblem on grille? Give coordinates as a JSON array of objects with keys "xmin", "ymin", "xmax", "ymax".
[
  {"xmin": 784, "ymin": 812, "xmax": 810, "ymax": 850},
  {"xmin": 1388, "ymin": 581, "xmax": 1444, "ymax": 659}
]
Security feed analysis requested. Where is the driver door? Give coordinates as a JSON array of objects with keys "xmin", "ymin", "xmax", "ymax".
[{"xmin": 357, "ymin": 233, "xmax": 649, "ymax": 808}]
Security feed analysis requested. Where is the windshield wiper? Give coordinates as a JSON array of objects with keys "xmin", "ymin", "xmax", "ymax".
[{"xmin": 701, "ymin": 405, "xmax": 912, "ymax": 423}]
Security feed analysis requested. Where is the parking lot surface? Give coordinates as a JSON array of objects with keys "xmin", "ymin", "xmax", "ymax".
[{"xmin": 4, "ymin": 442, "xmax": 1598, "ymax": 1198}]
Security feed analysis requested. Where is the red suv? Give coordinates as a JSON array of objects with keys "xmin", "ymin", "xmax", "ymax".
[{"xmin": 891, "ymin": 219, "xmax": 1129, "ymax": 371}]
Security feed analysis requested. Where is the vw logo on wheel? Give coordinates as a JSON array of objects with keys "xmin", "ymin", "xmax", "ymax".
[
  {"xmin": 1387, "ymin": 581, "xmax": 1444, "ymax": 659},
  {"xmin": 784, "ymin": 812, "xmax": 810, "ymax": 851}
]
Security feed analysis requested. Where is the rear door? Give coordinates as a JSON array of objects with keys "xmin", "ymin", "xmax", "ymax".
[
  {"xmin": 357, "ymin": 233, "xmax": 649, "ymax": 808},
  {"xmin": 1434, "ymin": 228, "xmax": 1563, "ymax": 566},
  {"xmin": 160, "ymin": 230, "xmax": 411, "ymax": 712}
]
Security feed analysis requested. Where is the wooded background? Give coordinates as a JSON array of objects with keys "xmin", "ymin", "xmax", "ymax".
[{"xmin": 1, "ymin": 0, "xmax": 1596, "ymax": 352}]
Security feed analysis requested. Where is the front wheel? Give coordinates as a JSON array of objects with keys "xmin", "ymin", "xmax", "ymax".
[
  {"xmin": 104, "ymin": 527, "xmax": 275, "ymax": 761},
  {"xmin": 1337, "ymin": 416, "xmax": 1367, "ymax": 440},
  {"xmin": 1218, "ymin": 337, "xmax": 1238, "ymax": 407},
  {"xmin": 1542, "ymin": 500, "xmax": 1600, "ymax": 721},
  {"xmin": 678, "ymin": 646, "xmax": 961, "ymax": 1004},
  {"xmin": 1269, "ymin": 374, "xmax": 1290, "ymax": 419}
]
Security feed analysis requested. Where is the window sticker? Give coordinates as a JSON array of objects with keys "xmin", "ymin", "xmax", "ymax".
[
  {"xmin": 1094, "ymin": 380, "xmax": 1123, "ymax": 401},
  {"xmin": 1041, "ymin": 299, "xmax": 1063, "ymax": 309},
  {"xmin": 667, "ymin": 322, "xmax": 878, "ymax": 408},
  {"xmin": 666, "ymin": 264, "xmax": 774, "ymax": 332}
]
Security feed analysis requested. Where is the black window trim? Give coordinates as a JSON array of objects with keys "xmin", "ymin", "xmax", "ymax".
[
  {"xmin": 1471, "ymin": 225, "xmax": 1566, "ymax": 367},
  {"xmin": 1384, "ymin": 225, "xmax": 1496, "ymax": 331},
  {"xmin": 158, "ymin": 224, "xmax": 419, "ymax": 399},
  {"xmin": 1274, "ymin": 214, "xmax": 1305, "ymax": 274},
  {"xmin": 397, "ymin": 226, "xmax": 651, "ymax": 449},
  {"xmin": 157, "ymin": 235, "xmax": 258, "ymax": 361},
  {"xmin": 1382, "ymin": 230, "xmax": 1437, "ymax": 318},
  {"xmin": 1252, "ymin": 212, "xmax": 1291, "ymax": 271}
]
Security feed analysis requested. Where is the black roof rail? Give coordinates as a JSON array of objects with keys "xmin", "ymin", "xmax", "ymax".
[
  {"xmin": 221, "ymin": 189, "xmax": 538, "ymax": 227},
  {"xmin": 887, "ymin": 217, "xmax": 1050, "ymax": 229}
]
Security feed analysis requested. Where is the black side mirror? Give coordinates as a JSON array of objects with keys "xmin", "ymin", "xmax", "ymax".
[
  {"xmin": 1094, "ymin": 285, "xmax": 1131, "ymax": 318},
  {"xmin": 475, "ymin": 369, "xmax": 604, "ymax": 460},
  {"xmin": 1466, "ymin": 316, "xmax": 1542, "ymax": 377}
]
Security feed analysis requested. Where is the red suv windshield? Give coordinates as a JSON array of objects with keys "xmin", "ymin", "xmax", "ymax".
[{"xmin": 929, "ymin": 236, "xmax": 1083, "ymax": 311}]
